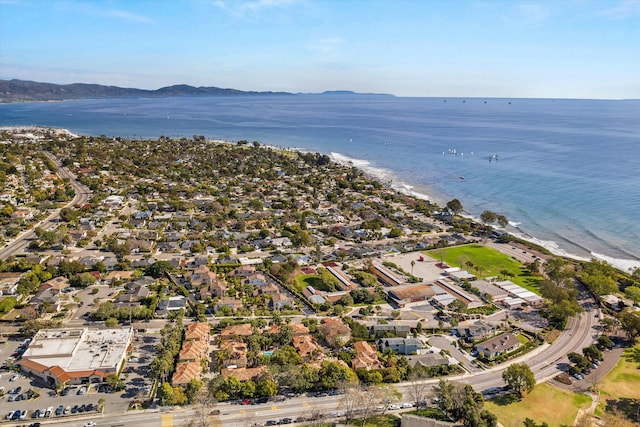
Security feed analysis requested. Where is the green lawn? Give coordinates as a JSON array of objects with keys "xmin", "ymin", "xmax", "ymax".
[
  {"xmin": 484, "ymin": 383, "xmax": 591, "ymax": 427},
  {"xmin": 293, "ymin": 274, "xmax": 335, "ymax": 293},
  {"xmin": 595, "ymin": 345, "xmax": 640, "ymax": 417},
  {"xmin": 425, "ymin": 244, "xmax": 542, "ymax": 294}
]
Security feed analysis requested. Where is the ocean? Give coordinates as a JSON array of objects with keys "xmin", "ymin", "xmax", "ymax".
[{"xmin": 1, "ymin": 95, "xmax": 639, "ymax": 271}]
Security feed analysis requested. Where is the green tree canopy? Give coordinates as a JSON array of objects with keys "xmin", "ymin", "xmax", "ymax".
[{"xmin": 502, "ymin": 363, "xmax": 535, "ymax": 398}]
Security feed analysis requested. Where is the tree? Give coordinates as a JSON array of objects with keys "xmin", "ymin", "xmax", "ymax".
[
  {"xmin": 624, "ymin": 286, "xmax": 640, "ymax": 304},
  {"xmin": 619, "ymin": 309, "xmax": 640, "ymax": 341},
  {"xmin": 105, "ymin": 373, "xmax": 124, "ymax": 391},
  {"xmin": 145, "ymin": 261, "xmax": 175, "ymax": 278},
  {"xmin": 480, "ymin": 210, "xmax": 497, "ymax": 226},
  {"xmin": 407, "ymin": 371, "xmax": 431, "ymax": 410},
  {"xmin": 446, "ymin": 199, "xmax": 463, "ymax": 215},
  {"xmin": 502, "ymin": 363, "xmax": 535, "ymax": 398}
]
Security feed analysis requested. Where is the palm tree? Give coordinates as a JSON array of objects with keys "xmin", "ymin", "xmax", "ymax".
[{"xmin": 410, "ymin": 260, "xmax": 416, "ymax": 276}]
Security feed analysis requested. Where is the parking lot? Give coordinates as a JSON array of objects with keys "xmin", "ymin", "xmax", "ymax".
[{"xmin": 0, "ymin": 328, "xmax": 161, "ymax": 423}]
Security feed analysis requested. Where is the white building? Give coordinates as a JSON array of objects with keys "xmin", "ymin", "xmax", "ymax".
[{"xmin": 18, "ymin": 327, "xmax": 133, "ymax": 388}]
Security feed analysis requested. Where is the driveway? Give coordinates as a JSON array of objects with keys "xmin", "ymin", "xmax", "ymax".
[{"xmin": 429, "ymin": 335, "xmax": 483, "ymax": 373}]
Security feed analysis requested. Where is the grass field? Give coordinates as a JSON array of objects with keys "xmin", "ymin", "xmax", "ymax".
[
  {"xmin": 595, "ymin": 345, "xmax": 640, "ymax": 417},
  {"xmin": 425, "ymin": 244, "xmax": 542, "ymax": 293},
  {"xmin": 484, "ymin": 383, "xmax": 592, "ymax": 427}
]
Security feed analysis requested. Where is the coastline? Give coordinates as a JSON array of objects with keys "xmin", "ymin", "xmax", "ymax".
[
  {"xmin": 2, "ymin": 125, "xmax": 639, "ymax": 273},
  {"xmin": 328, "ymin": 150, "xmax": 639, "ymax": 273}
]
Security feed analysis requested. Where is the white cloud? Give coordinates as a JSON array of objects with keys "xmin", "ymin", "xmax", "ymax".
[
  {"xmin": 211, "ymin": 0, "xmax": 299, "ymax": 17},
  {"xmin": 104, "ymin": 9, "xmax": 154, "ymax": 24},
  {"xmin": 597, "ymin": 0, "xmax": 640, "ymax": 19}
]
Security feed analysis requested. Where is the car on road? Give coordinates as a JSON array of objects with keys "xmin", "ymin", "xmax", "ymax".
[
  {"xmin": 241, "ymin": 399, "xmax": 252, "ymax": 405},
  {"xmin": 84, "ymin": 422, "xmax": 97, "ymax": 427},
  {"xmin": 387, "ymin": 404, "xmax": 401, "ymax": 410},
  {"xmin": 280, "ymin": 419, "xmax": 293, "ymax": 424},
  {"xmin": 402, "ymin": 402, "xmax": 413, "ymax": 408},
  {"xmin": 265, "ymin": 421, "xmax": 277, "ymax": 426}
]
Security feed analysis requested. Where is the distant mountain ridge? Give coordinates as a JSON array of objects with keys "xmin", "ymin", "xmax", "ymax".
[{"xmin": 0, "ymin": 79, "xmax": 292, "ymax": 103}]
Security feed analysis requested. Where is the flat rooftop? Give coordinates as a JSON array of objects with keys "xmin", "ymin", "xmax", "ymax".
[{"xmin": 22, "ymin": 327, "xmax": 132, "ymax": 372}]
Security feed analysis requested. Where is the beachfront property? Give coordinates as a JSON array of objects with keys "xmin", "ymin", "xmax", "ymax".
[{"xmin": 17, "ymin": 327, "xmax": 133, "ymax": 388}]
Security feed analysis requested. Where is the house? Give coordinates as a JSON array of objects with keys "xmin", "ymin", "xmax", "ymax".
[
  {"xmin": 220, "ymin": 323, "xmax": 254, "ymax": 339},
  {"xmin": 451, "ymin": 321, "xmax": 496, "ymax": 342},
  {"xmin": 376, "ymin": 338, "xmax": 422, "ymax": 355},
  {"xmin": 406, "ymin": 353, "xmax": 451, "ymax": 369},
  {"xmin": 292, "ymin": 335, "xmax": 321, "ymax": 360},
  {"xmin": 475, "ymin": 333, "xmax": 521, "ymax": 359},
  {"xmin": 318, "ymin": 318, "xmax": 352, "ymax": 347},
  {"xmin": 352, "ymin": 341, "xmax": 383, "ymax": 371},
  {"xmin": 30, "ymin": 288, "xmax": 62, "ymax": 312},
  {"xmin": 370, "ymin": 324, "xmax": 411, "ymax": 338},
  {"xmin": 218, "ymin": 340, "xmax": 248, "ymax": 368},
  {"xmin": 232, "ymin": 265, "xmax": 256, "ymax": 277},
  {"xmin": 200, "ymin": 280, "xmax": 227, "ymax": 300},
  {"xmin": 270, "ymin": 293, "xmax": 294, "ymax": 310},
  {"xmin": 0, "ymin": 273, "xmax": 23, "ymax": 295},
  {"xmin": 214, "ymin": 297, "xmax": 243, "ymax": 312},
  {"xmin": 244, "ymin": 273, "xmax": 269, "ymax": 287},
  {"xmin": 185, "ymin": 322, "xmax": 211, "ymax": 343},
  {"xmin": 156, "ymin": 296, "xmax": 187, "ymax": 315},
  {"xmin": 220, "ymin": 366, "xmax": 266, "ymax": 382},
  {"xmin": 40, "ymin": 276, "xmax": 70, "ymax": 292},
  {"xmin": 172, "ymin": 361, "xmax": 202, "ymax": 387}
]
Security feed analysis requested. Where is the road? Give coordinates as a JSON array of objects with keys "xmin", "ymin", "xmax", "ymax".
[
  {"xmin": 20, "ymin": 299, "xmax": 601, "ymax": 427},
  {"xmin": 0, "ymin": 152, "xmax": 91, "ymax": 260}
]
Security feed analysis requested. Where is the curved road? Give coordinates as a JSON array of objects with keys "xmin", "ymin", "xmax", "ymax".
[
  {"xmin": 0, "ymin": 152, "xmax": 91, "ymax": 260},
  {"xmin": 32, "ymin": 299, "xmax": 601, "ymax": 427}
]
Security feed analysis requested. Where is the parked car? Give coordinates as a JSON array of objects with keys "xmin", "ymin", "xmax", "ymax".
[
  {"xmin": 9, "ymin": 374, "xmax": 18, "ymax": 381},
  {"xmin": 5, "ymin": 411, "xmax": 15, "ymax": 420},
  {"xmin": 84, "ymin": 422, "xmax": 96, "ymax": 427},
  {"xmin": 55, "ymin": 405, "xmax": 64, "ymax": 416},
  {"xmin": 77, "ymin": 386, "xmax": 87, "ymax": 395},
  {"xmin": 387, "ymin": 404, "xmax": 401, "ymax": 410}
]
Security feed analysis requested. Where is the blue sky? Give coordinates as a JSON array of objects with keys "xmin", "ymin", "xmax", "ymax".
[{"xmin": 1, "ymin": 0, "xmax": 638, "ymax": 98}]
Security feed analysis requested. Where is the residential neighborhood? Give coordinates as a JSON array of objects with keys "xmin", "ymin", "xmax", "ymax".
[{"xmin": 0, "ymin": 127, "xmax": 637, "ymax": 427}]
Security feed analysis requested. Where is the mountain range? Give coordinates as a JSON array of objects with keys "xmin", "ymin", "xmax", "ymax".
[
  {"xmin": 0, "ymin": 79, "xmax": 394, "ymax": 103},
  {"xmin": 0, "ymin": 79, "xmax": 292, "ymax": 103}
]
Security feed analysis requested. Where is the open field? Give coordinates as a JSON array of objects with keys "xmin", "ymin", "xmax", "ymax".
[
  {"xmin": 294, "ymin": 273, "xmax": 326, "ymax": 293},
  {"xmin": 595, "ymin": 344, "xmax": 640, "ymax": 417},
  {"xmin": 425, "ymin": 244, "xmax": 542, "ymax": 293},
  {"xmin": 484, "ymin": 383, "xmax": 591, "ymax": 427}
]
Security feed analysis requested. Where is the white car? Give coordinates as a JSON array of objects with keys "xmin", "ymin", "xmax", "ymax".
[
  {"xmin": 387, "ymin": 404, "xmax": 401, "ymax": 410},
  {"xmin": 84, "ymin": 422, "xmax": 97, "ymax": 427},
  {"xmin": 9, "ymin": 374, "xmax": 18, "ymax": 381},
  {"xmin": 402, "ymin": 402, "xmax": 413, "ymax": 408}
]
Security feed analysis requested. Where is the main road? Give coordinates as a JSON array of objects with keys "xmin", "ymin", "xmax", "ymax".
[
  {"xmin": 28, "ymin": 297, "xmax": 601, "ymax": 427},
  {"xmin": 0, "ymin": 152, "xmax": 91, "ymax": 260}
]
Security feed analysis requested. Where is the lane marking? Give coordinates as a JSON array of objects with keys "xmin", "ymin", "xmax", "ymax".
[{"xmin": 161, "ymin": 413, "xmax": 173, "ymax": 427}]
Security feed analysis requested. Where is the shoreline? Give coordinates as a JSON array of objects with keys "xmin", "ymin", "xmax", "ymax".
[{"xmin": 2, "ymin": 125, "xmax": 639, "ymax": 273}]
